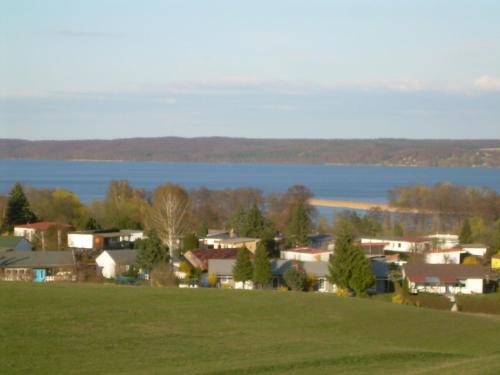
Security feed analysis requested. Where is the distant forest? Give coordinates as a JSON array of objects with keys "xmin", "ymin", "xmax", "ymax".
[{"xmin": 1, "ymin": 137, "xmax": 500, "ymax": 167}]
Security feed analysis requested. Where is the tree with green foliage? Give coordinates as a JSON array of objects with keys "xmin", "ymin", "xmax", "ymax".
[
  {"xmin": 182, "ymin": 232, "xmax": 199, "ymax": 253},
  {"xmin": 349, "ymin": 250, "xmax": 375, "ymax": 296},
  {"xmin": 283, "ymin": 266, "xmax": 307, "ymax": 291},
  {"xmin": 393, "ymin": 223, "xmax": 404, "ymax": 237},
  {"xmin": 328, "ymin": 224, "xmax": 356, "ymax": 290},
  {"xmin": 4, "ymin": 182, "xmax": 36, "ymax": 232},
  {"xmin": 233, "ymin": 247, "xmax": 253, "ymax": 283},
  {"xmin": 134, "ymin": 231, "xmax": 169, "ymax": 272},
  {"xmin": 459, "ymin": 219, "xmax": 473, "ymax": 244},
  {"xmin": 227, "ymin": 203, "xmax": 275, "ymax": 239},
  {"xmin": 252, "ymin": 243, "xmax": 272, "ymax": 288},
  {"xmin": 286, "ymin": 200, "xmax": 311, "ymax": 247}
]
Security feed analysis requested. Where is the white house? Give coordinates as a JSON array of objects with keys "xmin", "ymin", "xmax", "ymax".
[
  {"xmin": 426, "ymin": 234, "xmax": 459, "ymax": 249},
  {"xmin": 68, "ymin": 229, "xmax": 144, "ymax": 250},
  {"xmin": 280, "ymin": 247, "xmax": 333, "ymax": 262},
  {"xmin": 95, "ymin": 250, "xmax": 137, "ymax": 279},
  {"xmin": 361, "ymin": 236, "xmax": 432, "ymax": 253},
  {"xmin": 425, "ymin": 248, "xmax": 466, "ymax": 264},
  {"xmin": 461, "ymin": 244, "xmax": 488, "ymax": 257},
  {"xmin": 402, "ymin": 264, "xmax": 486, "ymax": 295}
]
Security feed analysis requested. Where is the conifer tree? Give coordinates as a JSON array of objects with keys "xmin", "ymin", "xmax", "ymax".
[
  {"xmin": 252, "ymin": 242, "xmax": 272, "ymax": 288},
  {"xmin": 286, "ymin": 201, "xmax": 311, "ymax": 247},
  {"xmin": 459, "ymin": 219, "xmax": 473, "ymax": 244},
  {"xmin": 327, "ymin": 223, "xmax": 356, "ymax": 290},
  {"xmin": 233, "ymin": 247, "xmax": 253, "ymax": 282},
  {"xmin": 4, "ymin": 182, "xmax": 36, "ymax": 232},
  {"xmin": 349, "ymin": 249, "xmax": 375, "ymax": 296}
]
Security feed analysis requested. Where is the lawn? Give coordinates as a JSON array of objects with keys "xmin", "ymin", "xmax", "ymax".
[{"xmin": 1, "ymin": 283, "xmax": 499, "ymax": 375}]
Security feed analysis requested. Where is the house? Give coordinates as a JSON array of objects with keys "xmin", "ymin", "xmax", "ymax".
[
  {"xmin": 492, "ymin": 254, "xmax": 500, "ymax": 270},
  {"xmin": 0, "ymin": 250, "xmax": 75, "ymax": 282},
  {"xmin": 199, "ymin": 230, "xmax": 230, "ymax": 249},
  {"xmin": 425, "ymin": 247, "xmax": 466, "ymax": 265},
  {"xmin": 0, "ymin": 236, "xmax": 33, "ymax": 252},
  {"xmin": 308, "ymin": 233, "xmax": 335, "ymax": 249},
  {"xmin": 208, "ymin": 258, "xmax": 390, "ymax": 294},
  {"xmin": 184, "ymin": 248, "xmax": 239, "ymax": 271},
  {"xmin": 360, "ymin": 236, "xmax": 432, "ymax": 253},
  {"xmin": 218, "ymin": 237, "xmax": 261, "ymax": 253},
  {"xmin": 95, "ymin": 250, "xmax": 137, "ymax": 279},
  {"xmin": 14, "ymin": 222, "xmax": 73, "ymax": 242},
  {"xmin": 426, "ymin": 234, "xmax": 459, "ymax": 249},
  {"xmin": 280, "ymin": 247, "xmax": 333, "ymax": 262},
  {"xmin": 68, "ymin": 229, "xmax": 144, "ymax": 250},
  {"xmin": 356, "ymin": 242, "xmax": 387, "ymax": 257},
  {"xmin": 460, "ymin": 244, "xmax": 488, "ymax": 257},
  {"xmin": 402, "ymin": 264, "xmax": 486, "ymax": 295}
]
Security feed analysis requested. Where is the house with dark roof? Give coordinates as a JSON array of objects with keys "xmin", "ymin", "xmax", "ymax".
[
  {"xmin": 95, "ymin": 250, "xmax": 138, "ymax": 278},
  {"xmin": 0, "ymin": 236, "xmax": 32, "ymax": 252},
  {"xmin": 402, "ymin": 263, "xmax": 487, "ymax": 294},
  {"xmin": 208, "ymin": 258, "xmax": 390, "ymax": 293},
  {"xmin": 184, "ymin": 248, "xmax": 239, "ymax": 271},
  {"xmin": 0, "ymin": 250, "xmax": 75, "ymax": 282}
]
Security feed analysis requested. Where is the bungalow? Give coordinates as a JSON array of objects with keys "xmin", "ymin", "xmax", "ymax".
[
  {"xmin": 426, "ymin": 234, "xmax": 459, "ymax": 249},
  {"xmin": 360, "ymin": 236, "xmax": 432, "ymax": 253},
  {"xmin": 460, "ymin": 244, "xmax": 488, "ymax": 258},
  {"xmin": 356, "ymin": 242, "xmax": 387, "ymax": 257},
  {"xmin": 280, "ymin": 247, "xmax": 333, "ymax": 262},
  {"xmin": 0, "ymin": 236, "xmax": 32, "ymax": 252},
  {"xmin": 0, "ymin": 250, "xmax": 75, "ymax": 282},
  {"xmin": 184, "ymin": 248, "xmax": 239, "ymax": 271},
  {"xmin": 218, "ymin": 237, "xmax": 261, "ymax": 253},
  {"xmin": 95, "ymin": 250, "xmax": 137, "ymax": 279},
  {"xmin": 199, "ymin": 230, "xmax": 230, "ymax": 249},
  {"xmin": 208, "ymin": 258, "xmax": 390, "ymax": 294},
  {"xmin": 14, "ymin": 222, "xmax": 73, "ymax": 242},
  {"xmin": 68, "ymin": 229, "xmax": 144, "ymax": 250},
  {"xmin": 402, "ymin": 263, "xmax": 486, "ymax": 295},
  {"xmin": 425, "ymin": 247, "xmax": 466, "ymax": 265}
]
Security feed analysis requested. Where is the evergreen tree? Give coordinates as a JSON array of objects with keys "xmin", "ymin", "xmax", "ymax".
[
  {"xmin": 283, "ymin": 266, "xmax": 307, "ymax": 291},
  {"xmin": 286, "ymin": 201, "xmax": 311, "ymax": 247},
  {"xmin": 393, "ymin": 223, "xmax": 404, "ymax": 237},
  {"xmin": 327, "ymin": 224, "xmax": 356, "ymax": 290},
  {"xmin": 252, "ymin": 242, "xmax": 272, "ymax": 288},
  {"xmin": 242, "ymin": 203, "xmax": 267, "ymax": 237},
  {"xmin": 4, "ymin": 182, "xmax": 36, "ymax": 232},
  {"xmin": 233, "ymin": 247, "xmax": 253, "ymax": 282},
  {"xmin": 182, "ymin": 232, "xmax": 199, "ymax": 253},
  {"xmin": 459, "ymin": 219, "xmax": 473, "ymax": 244},
  {"xmin": 135, "ymin": 231, "xmax": 169, "ymax": 272},
  {"xmin": 349, "ymin": 249, "xmax": 375, "ymax": 296}
]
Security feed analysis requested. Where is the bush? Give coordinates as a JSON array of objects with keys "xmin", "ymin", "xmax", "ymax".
[
  {"xmin": 283, "ymin": 267, "xmax": 307, "ymax": 291},
  {"xmin": 150, "ymin": 263, "xmax": 177, "ymax": 287},
  {"xmin": 306, "ymin": 274, "xmax": 318, "ymax": 291},
  {"xmin": 392, "ymin": 294, "xmax": 405, "ymax": 305},
  {"xmin": 208, "ymin": 273, "xmax": 218, "ymax": 287},
  {"xmin": 335, "ymin": 287, "xmax": 350, "ymax": 297}
]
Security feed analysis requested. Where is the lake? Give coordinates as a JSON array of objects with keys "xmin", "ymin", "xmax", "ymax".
[{"xmin": 1, "ymin": 160, "xmax": 499, "ymax": 205}]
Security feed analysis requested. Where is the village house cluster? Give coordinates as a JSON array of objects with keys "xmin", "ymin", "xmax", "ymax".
[{"xmin": 1, "ymin": 220, "xmax": 498, "ymax": 296}]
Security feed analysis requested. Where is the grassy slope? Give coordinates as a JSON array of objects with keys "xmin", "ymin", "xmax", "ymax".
[{"xmin": 1, "ymin": 283, "xmax": 499, "ymax": 375}]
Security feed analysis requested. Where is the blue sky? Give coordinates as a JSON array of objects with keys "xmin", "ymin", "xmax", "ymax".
[{"xmin": 1, "ymin": 0, "xmax": 500, "ymax": 139}]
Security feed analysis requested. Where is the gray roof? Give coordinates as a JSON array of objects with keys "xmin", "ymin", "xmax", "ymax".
[
  {"xmin": 104, "ymin": 250, "xmax": 137, "ymax": 265},
  {"xmin": 209, "ymin": 258, "xmax": 388, "ymax": 279},
  {"xmin": 0, "ymin": 236, "xmax": 27, "ymax": 250},
  {"xmin": 0, "ymin": 251, "xmax": 75, "ymax": 268},
  {"xmin": 219, "ymin": 237, "xmax": 260, "ymax": 244}
]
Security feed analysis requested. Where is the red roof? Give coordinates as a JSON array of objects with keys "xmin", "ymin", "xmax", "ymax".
[
  {"xmin": 403, "ymin": 264, "xmax": 485, "ymax": 284},
  {"xmin": 284, "ymin": 247, "xmax": 331, "ymax": 254},
  {"xmin": 184, "ymin": 248, "xmax": 239, "ymax": 270},
  {"xmin": 14, "ymin": 222, "xmax": 72, "ymax": 231}
]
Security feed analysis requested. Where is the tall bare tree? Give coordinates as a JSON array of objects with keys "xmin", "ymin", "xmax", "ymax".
[{"xmin": 149, "ymin": 183, "xmax": 190, "ymax": 258}]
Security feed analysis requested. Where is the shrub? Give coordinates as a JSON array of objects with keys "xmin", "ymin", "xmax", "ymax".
[
  {"xmin": 392, "ymin": 294, "xmax": 405, "ymax": 305},
  {"xmin": 283, "ymin": 267, "xmax": 307, "ymax": 291},
  {"xmin": 208, "ymin": 273, "xmax": 218, "ymax": 287},
  {"xmin": 150, "ymin": 263, "xmax": 177, "ymax": 287},
  {"xmin": 278, "ymin": 285, "xmax": 289, "ymax": 292},
  {"xmin": 335, "ymin": 287, "xmax": 350, "ymax": 297},
  {"xmin": 306, "ymin": 274, "xmax": 318, "ymax": 291},
  {"xmin": 178, "ymin": 261, "xmax": 192, "ymax": 278}
]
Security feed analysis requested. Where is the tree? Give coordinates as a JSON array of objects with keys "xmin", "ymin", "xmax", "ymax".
[
  {"xmin": 149, "ymin": 183, "xmax": 190, "ymax": 258},
  {"xmin": 233, "ymin": 247, "xmax": 253, "ymax": 283},
  {"xmin": 393, "ymin": 223, "xmax": 404, "ymax": 237},
  {"xmin": 328, "ymin": 224, "xmax": 356, "ymax": 291},
  {"xmin": 252, "ymin": 243, "xmax": 272, "ymax": 288},
  {"xmin": 459, "ymin": 219, "xmax": 473, "ymax": 244},
  {"xmin": 4, "ymin": 182, "xmax": 36, "ymax": 231},
  {"xmin": 283, "ymin": 266, "xmax": 307, "ymax": 291},
  {"xmin": 286, "ymin": 201, "xmax": 311, "ymax": 247},
  {"xmin": 182, "ymin": 232, "xmax": 199, "ymax": 253},
  {"xmin": 134, "ymin": 231, "xmax": 169, "ymax": 272},
  {"xmin": 349, "ymin": 250, "xmax": 375, "ymax": 296}
]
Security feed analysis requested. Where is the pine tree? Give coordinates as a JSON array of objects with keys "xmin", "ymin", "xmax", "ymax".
[
  {"xmin": 459, "ymin": 219, "xmax": 473, "ymax": 244},
  {"xmin": 4, "ymin": 182, "xmax": 36, "ymax": 232},
  {"xmin": 327, "ymin": 224, "xmax": 356, "ymax": 290},
  {"xmin": 233, "ymin": 247, "xmax": 253, "ymax": 282},
  {"xmin": 349, "ymin": 249, "xmax": 375, "ymax": 296},
  {"xmin": 252, "ymin": 243, "xmax": 272, "ymax": 288},
  {"xmin": 287, "ymin": 201, "xmax": 311, "ymax": 247}
]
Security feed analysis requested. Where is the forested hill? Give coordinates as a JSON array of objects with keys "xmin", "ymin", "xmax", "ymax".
[{"xmin": 1, "ymin": 138, "xmax": 500, "ymax": 167}]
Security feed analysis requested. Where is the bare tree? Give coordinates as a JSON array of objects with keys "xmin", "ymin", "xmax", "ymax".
[{"xmin": 150, "ymin": 183, "xmax": 190, "ymax": 258}]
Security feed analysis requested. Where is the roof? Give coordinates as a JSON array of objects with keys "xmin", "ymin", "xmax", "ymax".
[
  {"xmin": 362, "ymin": 236, "xmax": 430, "ymax": 243},
  {"xmin": 102, "ymin": 250, "xmax": 137, "ymax": 265},
  {"xmin": 0, "ymin": 236, "xmax": 26, "ymax": 249},
  {"xmin": 185, "ymin": 249, "xmax": 239, "ymax": 270},
  {"xmin": 282, "ymin": 247, "xmax": 332, "ymax": 254},
  {"xmin": 0, "ymin": 251, "xmax": 75, "ymax": 268},
  {"xmin": 460, "ymin": 244, "xmax": 488, "ymax": 248},
  {"xmin": 219, "ymin": 237, "xmax": 260, "ymax": 244},
  {"xmin": 209, "ymin": 258, "xmax": 388, "ymax": 279},
  {"xmin": 14, "ymin": 222, "xmax": 72, "ymax": 231},
  {"xmin": 427, "ymin": 247, "xmax": 466, "ymax": 253},
  {"xmin": 403, "ymin": 264, "xmax": 486, "ymax": 283}
]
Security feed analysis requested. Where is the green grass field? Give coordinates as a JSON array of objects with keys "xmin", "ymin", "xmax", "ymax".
[{"xmin": 1, "ymin": 283, "xmax": 499, "ymax": 375}]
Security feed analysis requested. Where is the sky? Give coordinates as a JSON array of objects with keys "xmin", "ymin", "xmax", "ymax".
[{"xmin": 1, "ymin": 0, "xmax": 500, "ymax": 140}]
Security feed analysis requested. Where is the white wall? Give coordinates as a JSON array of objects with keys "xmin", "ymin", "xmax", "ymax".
[
  {"xmin": 68, "ymin": 233, "xmax": 94, "ymax": 249},
  {"xmin": 361, "ymin": 238, "xmax": 430, "ymax": 253},
  {"xmin": 95, "ymin": 252, "xmax": 117, "ymax": 278},
  {"xmin": 425, "ymin": 251, "xmax": 463, "ymax": 264},
  {"xmin": 14, "ymin": 228, "xmax": 36, "ymax": 241},
  {"xmin": 462, "ymin": 246, "xmax": 488, "ymax": 257},
  {"xmin": 280, "ymin": 251, "xmax": 331, "ymax": 262}
]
